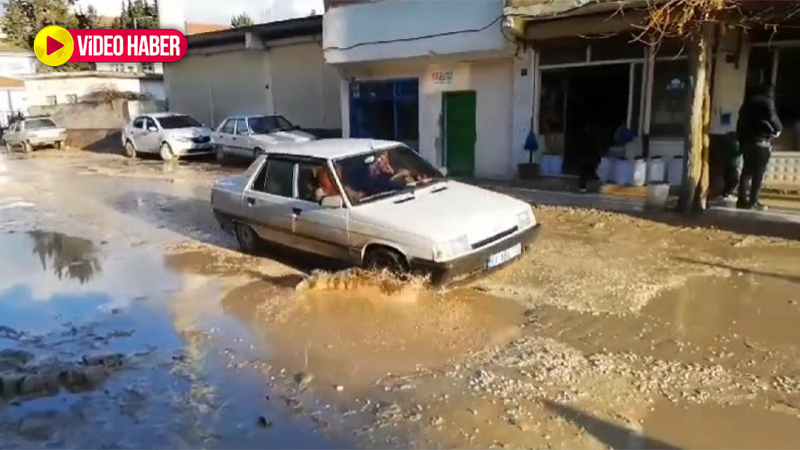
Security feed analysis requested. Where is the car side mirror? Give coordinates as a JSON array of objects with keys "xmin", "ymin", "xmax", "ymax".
[
  {"xmin": 321, "ymin": 195, "xmax": 344, "ymax": 209},
  {"xmin": 147, "ymin": 126, "xmax": 158, "ymax": 132},
  {"xmin": 439, "ymin": 167, "xmax": 449, "ymax": 177}
]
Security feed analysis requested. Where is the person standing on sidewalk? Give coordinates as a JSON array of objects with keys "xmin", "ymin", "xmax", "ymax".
[{"xmin": 736, "ymin": 84, "xmax": 783, "ymax": 210}]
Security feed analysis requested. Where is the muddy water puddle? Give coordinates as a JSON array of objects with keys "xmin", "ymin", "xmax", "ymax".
[
  {"xmin": 528, "ymin": 273, "xmax": 800, "ymax": 377},
  {"xmin": 0, "ymin": 231, "xmax": 349, "ymax": 448},
  {"xmin": 167, "ymin": 246, "xmax": 527, "ymax": 394},
  {"xmin": 644, "ymin": 401, "xmax": 800, "ymax": 449}
]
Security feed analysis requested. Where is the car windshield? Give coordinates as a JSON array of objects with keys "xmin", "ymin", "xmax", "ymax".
[
  {"xmin": 26, "ymin": 119, "xmax": 57, "ymax": 130},
  {"xmin": 156, "ymin": 115, "xmax": 202, "ymax": 129},
  {"xmin": 248, "ymin": 116, "xmax": 294, "ymax": 134},
  {"xmin": 334, "ymin": 145, "xmax": 445, "ymax": 206}
]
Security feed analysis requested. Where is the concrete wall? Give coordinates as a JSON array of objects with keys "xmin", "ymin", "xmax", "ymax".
[
  {"xmin": 710, "ymin": 28, "xmax": 749, "ymax": 136},
  {"xmin": 165, "ymin": 39, "xmax": 341, "ymax": 131},
  {"xmin": 324, "ymin": 0, "xmax": 510, "ymax": 64},
  {"xmin": 24, "ymin": 76, "xmax": 165, "ymax": 106},
  {"xmin": 270, "ymin": 41, "xmax": 342, "ymax": 130},
  {"xmin": 165, "ymin": 48, "xmax": 272, "ymax": 127}
]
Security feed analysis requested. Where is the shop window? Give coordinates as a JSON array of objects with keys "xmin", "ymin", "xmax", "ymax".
[
  {"xmin": 630, "ymin": 63, "xmax": 643, "ymax": 133},
  {"xmin": 650, "ymin": 59, "xmax": 689, "ymax": 137},
  {"xmin": 774, "ymin": 47, "xmax": 800, "ymax": 151},
  {"xmin": 350, "ymin": 79, "xmax": 419, "ymax": 150},
  {"xmin": 538, "ymin": 70, "xmax": 567, "ymax": 134}
]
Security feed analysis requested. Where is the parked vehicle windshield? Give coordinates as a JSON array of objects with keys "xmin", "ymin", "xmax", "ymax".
[
  {"xmin": 248, "ymin": 116, "xmax": 294, "ymax": 134},
  {"xmin": 334, "ymin": 145, "xmax": 444, "ymax": 206},
  {"xmin": 26, "ymin": 118, "xmax": 57, "ymax": 130},
  {"xmin": 156, "ymin": 115, "xmax": 202, "ymax": 129}
]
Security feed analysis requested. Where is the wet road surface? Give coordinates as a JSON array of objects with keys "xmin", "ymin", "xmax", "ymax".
[{"xmin": 2, "ymin": 150, "xmax": 800, "ymax": 448}]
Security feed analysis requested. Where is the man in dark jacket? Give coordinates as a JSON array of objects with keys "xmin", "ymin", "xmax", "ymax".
[{"xmin": 736, "ymin": 84, "xmax": 783, "ymax": 210}]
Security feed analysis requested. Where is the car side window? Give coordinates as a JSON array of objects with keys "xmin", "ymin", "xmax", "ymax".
[
  {"xmin": 253, "ymin": 159, "xmax": 294, "ymax": 197},
  {"xmin": 133, "ymin": 117, "xmax": 144, "ymax": 129},
  {"xmin": 144, "ymin": 118, "xmax": 157, "ymax": 131},
  {"xmin": 297, "ymin": 161, "xmax": 338, "ymax": 203},
  {"xmin": 220, "ymin": 119, "xmax": 235, "ymax": 134},
  {"xmin": 235, "ymin": 118, "xmax": 249, "ymax": 136}
]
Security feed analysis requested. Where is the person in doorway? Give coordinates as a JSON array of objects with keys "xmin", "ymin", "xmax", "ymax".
[
  {"xmin": 736, "ymin": 84, "xmax": 783, "ymax": 211},
  {"xmin": 578, "ymin": 123, "xmax": 610, "ymax": 193}
]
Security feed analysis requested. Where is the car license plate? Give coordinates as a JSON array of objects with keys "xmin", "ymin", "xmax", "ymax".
[{"xmin": 487, "ymin": 243, "xmax": 522, "ymax": 269}]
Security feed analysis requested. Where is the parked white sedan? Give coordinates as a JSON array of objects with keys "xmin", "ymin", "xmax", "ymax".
[
  {"xmin": 2, "ymin": 116, "xmax": 67, "ymax": 152},
  {"xmin": 213, "ymin": 115, "xmax": 315, "ymax": 163},
  {"xmin": 121, "ymin": 113, "xmax": 214, "ymax": 161},
  {"xmin": 210, "ymin": 139, "xmax": 540, "ymax": 284}
]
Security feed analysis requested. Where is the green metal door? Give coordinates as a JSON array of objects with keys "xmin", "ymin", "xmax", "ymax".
[{"xmin": 444, "ymin": 91, "xmax": 476, "ymax": 177}]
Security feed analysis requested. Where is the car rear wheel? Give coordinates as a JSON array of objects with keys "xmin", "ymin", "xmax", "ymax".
[
  {"xmin": 21, "ymin": 141, "xmax": 32, "ymax": 153},
  {"xmin": 124, "ymin": 141, "xmax": 137, "ymax": 158},
  {"xmin": 235, "ymin": 223, "xmax": 261, "ymax": 254},
  {"xmin": 55, "ymin": 141, "xmax": 64, "ymax": 150},
  {"xmin": 159, "ymin": 142, "xmax": 176, "ymax": 161},
  {"xmin": 364, "ymin": 247, "xmax": 408, "ymax": 274}
]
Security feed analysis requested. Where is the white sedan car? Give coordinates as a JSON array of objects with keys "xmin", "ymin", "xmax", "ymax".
[
  {"xmin": 121, "ymin": 113, "xmax": 214, "ymax": 161},
  {"xmin": 210, "ymin": 139, "xmax": 540, "ymax": 284},
  {"xmin": 213, "ymin": 115, "xmax": 315, "ymax": 163}
]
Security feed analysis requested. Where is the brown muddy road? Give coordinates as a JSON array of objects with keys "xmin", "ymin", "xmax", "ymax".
[{"xmin": 1, "ymin": 150, "xmax": 800, "ymax": 449}]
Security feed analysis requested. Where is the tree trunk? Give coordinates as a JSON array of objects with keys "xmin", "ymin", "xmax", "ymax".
[{"xmin": 680, "ymin": 23, "xmax": 714, "ymax": 214}]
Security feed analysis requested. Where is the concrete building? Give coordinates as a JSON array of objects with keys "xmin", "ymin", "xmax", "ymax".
[
  {"xmin": 324, "ymin": 0, "xmax": 800, "ymax": 188},
  {"xmin": 324, "ymin": 0, "xmax": 519, "ymax": 179},
  {"xmin": 23, "ymin": 72, "xmax": 165, "ymax": 107},
  {"xmin": 163, "ymin": 16, "xmax": 342, "ymax": 135},
  {"xmin": 505, "ymin": 0, "xmax": 800, "ymax": 188},
  {"xmin": 0, "ymin": 41, "xmax": 36, "ymax": 125}
]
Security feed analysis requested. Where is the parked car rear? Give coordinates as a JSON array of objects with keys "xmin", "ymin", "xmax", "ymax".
[
  {"xmin": 213, "ymin": 115, "xmax": 315, "ymax": 163},
  {"xmin": 2, "ymin": 116, "xmax": 67, "ymax": 153}
]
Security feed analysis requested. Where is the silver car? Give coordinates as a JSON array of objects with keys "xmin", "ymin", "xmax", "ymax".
[
  {"xmin": 213, "ymin": 115, "xmax": 315, "ymax": 163},
  {"xmin": 121, "ymin": 113, "xmax": 214, "ymax": 161},
  {"xmin": 210, "ymin": 139, "xmax": 540, "ymax": 284},
  {"xmin": 3, "ymin": 116, "xmax": 67, "ymax": 152}
]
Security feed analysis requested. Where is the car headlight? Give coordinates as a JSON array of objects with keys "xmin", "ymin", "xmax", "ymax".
[
  {"xmin": 516, "ymin": 210, "xmax": 535, "ymax": 229},
  {"xmin": 433, "ymin": 235, "xmax": 470, "ymax": 262}
]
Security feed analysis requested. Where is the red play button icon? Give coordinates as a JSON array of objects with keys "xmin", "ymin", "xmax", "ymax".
[{"xmin": 46, "ymin": 36, "xmax": 64, "ymax": 55}]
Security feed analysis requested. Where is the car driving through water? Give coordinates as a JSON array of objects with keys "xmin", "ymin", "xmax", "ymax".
[{"xmin": 210, "ymin": 139, "xmax": 540, "ymax": 284}]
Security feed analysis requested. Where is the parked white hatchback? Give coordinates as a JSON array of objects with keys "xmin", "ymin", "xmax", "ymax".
[
  {"xmin": 210, "ymin": 139, "xmax": 540, "ymax": 284},
  {"xmin": 213, "ymin": 114, "xmax": 315, "ymax": 163},
  {"xmin": 121, "ymin": 113, "xmax": 214, "ymax": 161}
]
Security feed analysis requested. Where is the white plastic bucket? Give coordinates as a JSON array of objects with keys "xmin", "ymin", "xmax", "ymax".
[
  {"xmin": 647, "ymin": 157, "xmax": 666, "ymax": 184},
  {"xmin": 667, "ymin": 156, "xmax": 684, "ymax": 186},
  {"xmin": 613, "ymin": 158, "xmax": 632, "ymax": 185},
  {"xmin": 597, "ymin": 157, "xmax": 614, "ymax": 183},
  {"xmin": 550, "ymin": 154, "xmax": 563, "ymax": 176},
  {"xmin": 646, "ymin": 183, "xmax": 670, "ymax": 210},
  {"xmin": 631, "ymin": 158, "xmax": 647, "ymax": 186}
]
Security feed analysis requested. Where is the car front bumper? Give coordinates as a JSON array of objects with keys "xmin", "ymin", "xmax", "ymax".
[
  {"xmin": 170, "ymin": 141, "xmax": 215, "ymax": 156},
  {"xmin": 410, "ymin": 224, "xmax": 541, "ymax": 285}
]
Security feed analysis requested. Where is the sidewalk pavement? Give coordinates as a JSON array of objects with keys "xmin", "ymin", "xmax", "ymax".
[{"xmin": 477, "ymin": 180, "xmax": 800, "ymax": 228}]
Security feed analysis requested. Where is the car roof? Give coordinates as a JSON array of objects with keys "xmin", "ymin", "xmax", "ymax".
[
  {"xmin": 222, "ymin": 114, "xmax": 285, "ymax": 120},
  {"xmin": 143, "ymin": 112, "xmax": 193, "ymax": 118},
  {"xmin": 269, "ymin": 139, "xmax": 400, "ymax": 160}
]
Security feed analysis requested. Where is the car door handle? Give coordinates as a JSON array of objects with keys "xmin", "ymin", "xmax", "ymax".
[
  {"xmin": 245, "ymin": 197, "xmax": 256, "ymax": 206},
  {"xmin": 292, "ymin": 207, "xmax": 302, "ymax": 216}
]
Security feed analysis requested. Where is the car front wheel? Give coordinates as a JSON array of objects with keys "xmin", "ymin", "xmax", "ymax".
[
  {"xmin": 364, "ymin": 247, "xmax": 408, "ymax": 274},
  {"xmin": 159, "ymin": 142, "xmax": 176, "ymax": 161},
  {"xmin": 21, "ymin": 141, "xmax": 32, "ymax": 153},
  {"xmin": 124, "ymin": 141, "xmax": 137, "ymax": 158}
]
